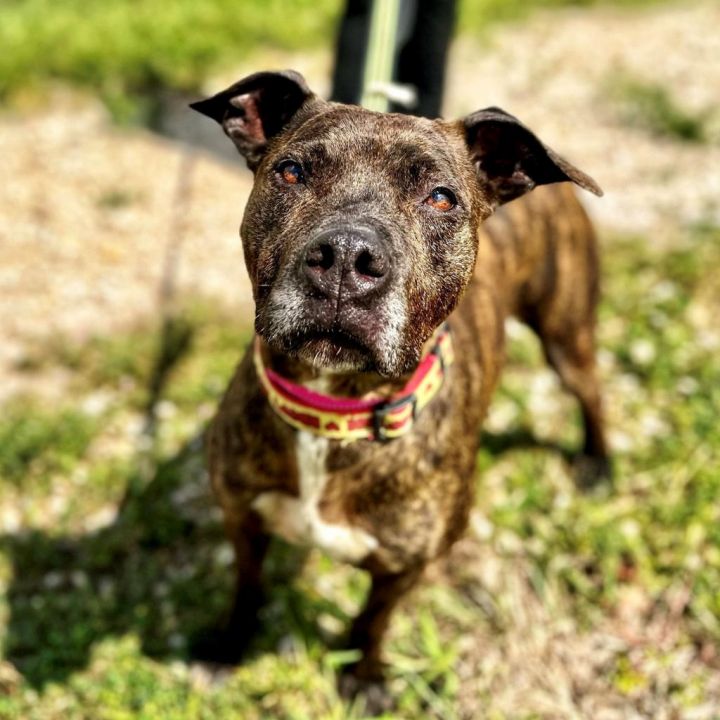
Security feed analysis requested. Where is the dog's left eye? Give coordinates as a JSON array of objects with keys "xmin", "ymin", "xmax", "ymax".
[
  {"xmin": 276, "ymin": 160, "xmax": 304, "ymax": 185},
  {"xmin": 425, "ymin": 187, "xmax": 456, "ymax": 212}
]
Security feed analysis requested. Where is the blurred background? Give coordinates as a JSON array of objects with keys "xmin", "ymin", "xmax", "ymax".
[{"xmin": 0, "ymin": 0, "xmax": 719, "ymax": 717}]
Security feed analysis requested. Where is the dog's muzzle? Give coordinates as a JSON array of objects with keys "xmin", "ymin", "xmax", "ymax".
[{"xmin": 259, "ymin": 223, "xmax": 407, "ymax": 375}]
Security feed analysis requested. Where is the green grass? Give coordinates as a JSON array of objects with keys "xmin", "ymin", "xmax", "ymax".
[
  {"xmin": 0, "ymin": 0, "xmax": 343, "ymax": 122},
  {"xmin": 459, "ymin": 0, "xmax": 668, "ymax": 28},
  {"xmin": 0, "ymin": 404, "xmax": 99, "ymax": 489},
  {"xmin": 1, "ymin": 0, "xmax": 671, "ymax": 122},
  {"xmin": 1, "ymin": 221, "xmax": 719, "ymax": 716}
]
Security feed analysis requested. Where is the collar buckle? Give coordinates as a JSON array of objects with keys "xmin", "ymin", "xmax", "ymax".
[{"xmin": 372, "ymin": 394, "xmax": 417, "ymax": 442}]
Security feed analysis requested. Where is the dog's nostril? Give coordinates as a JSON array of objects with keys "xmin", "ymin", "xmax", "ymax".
[
  {"xmin": 306, "ymin": 243, "xmax": 334, "ymax": 271},
  {"xmin": 355, "ymin": 249, "xmax": 387, "ymax": 279}
]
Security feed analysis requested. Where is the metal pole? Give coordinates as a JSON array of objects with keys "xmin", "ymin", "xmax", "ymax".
[{"xmin": 361, "ymin": 0, "xmax": 408, "ymax": 112}]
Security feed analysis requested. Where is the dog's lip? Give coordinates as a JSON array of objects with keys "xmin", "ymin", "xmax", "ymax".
[
  {"xmin": 291, "ymin": 327, "xmax": 370, "ymax": 354},
  {"xmin": 263, "ymin": 325, "xmax": 379, "ymax": 371}
]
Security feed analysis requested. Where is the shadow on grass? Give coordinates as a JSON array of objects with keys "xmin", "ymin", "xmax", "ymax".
[
  {"xmin": 481, "ymin": 424, "xmax": 614, "ymax": 491},
  {"xmin": 1, "ymin": 419, "xmax": 603, "ymax": 691},
  {"xmin": 481, "ymin": 426, "xmax": 574, "ymax": 463},
  {"xmin": 0, "ymin": 439, "xmax": 329, "ymax": 689}
]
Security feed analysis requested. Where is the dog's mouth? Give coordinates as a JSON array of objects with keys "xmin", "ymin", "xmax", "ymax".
[
  {"xmin": 258, "ymin": 281, "xmax": 409, "ymax": 376},
  {"xmin": 275, "ymin": 327, "xmax": 376, "ymax": 372}
]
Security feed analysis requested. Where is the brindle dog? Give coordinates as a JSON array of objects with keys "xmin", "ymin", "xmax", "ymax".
[{"xmin": 191, "ymin": 70, "xmax": 609, "ymax": 707}]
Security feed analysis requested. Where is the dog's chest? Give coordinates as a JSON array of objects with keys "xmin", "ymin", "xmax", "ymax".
[{"xmin": 251, "ymin": 431, "xmax": 378, "ymax": 563}]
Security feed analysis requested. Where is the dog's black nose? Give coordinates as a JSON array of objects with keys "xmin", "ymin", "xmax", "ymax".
[{"xmin": 302, "ymin": 227, "xmax": 391, "ymax": 301}]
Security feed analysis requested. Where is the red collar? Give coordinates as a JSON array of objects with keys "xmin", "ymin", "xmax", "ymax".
[{"xmin": 253, "ymin": 327, "xmax": 454, "ymax": 441}]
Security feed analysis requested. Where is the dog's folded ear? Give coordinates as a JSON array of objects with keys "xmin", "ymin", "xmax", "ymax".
[
  {"xmin": 462, "ymin": 107, "xmax": 602, "ymax": 207},
  {"xmin": 190, "ymin": 70, "xmax": 314, "ymax": 169}
]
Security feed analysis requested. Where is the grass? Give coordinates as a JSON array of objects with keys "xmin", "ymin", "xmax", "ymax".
[
  {"xmin": 0, "ymin": 0, "xmax": 671, "ymax": 123},
  {"xmin": 0, "ymin": 0, "xmax": 343, "ymax": 123},
  {"xmin": 0, "ymin": 219, "xmax": 719, "ymax": 717},
  {"xmin": 0, "ymin": 404, "xmax": 98, "ymax": 489},
  {"xmin": 459, "ymin": 0, "xmax": 668, "ymax": 28}
]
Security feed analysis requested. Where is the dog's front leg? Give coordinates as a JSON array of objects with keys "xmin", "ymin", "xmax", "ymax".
[
  {"xmin": 191, "ymin": 510, "xmax": 269, "ymax": 663},
  {"xmin": 339, "ymin": 564, "xmax": 424, "ymax": 709},
  {"xmin": 224, "ymin": 510, "xmax": 271, "ymax": 646}
]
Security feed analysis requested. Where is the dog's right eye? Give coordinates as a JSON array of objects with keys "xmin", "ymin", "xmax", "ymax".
[
  {"xmin": 275, "ymin": 160, "xmax": 304, "ymax": 185},
  {"xmin": 425, "ymin": 187, "xmax": 457, "ymax": 212}
]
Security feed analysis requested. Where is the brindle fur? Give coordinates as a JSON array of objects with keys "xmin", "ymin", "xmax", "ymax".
[{"xmin": 191, "ymin": 71, "xmax": 609, "ymax": 705}]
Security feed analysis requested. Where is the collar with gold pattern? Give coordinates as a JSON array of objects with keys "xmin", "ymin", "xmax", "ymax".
[{"xmin": 253, "ymin": 327, "xmax": 454, "ymax": 442}]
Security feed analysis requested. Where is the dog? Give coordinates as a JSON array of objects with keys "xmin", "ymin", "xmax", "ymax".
[{"xmin": 190, "ymin": 69, "xmax": 609, "ymax": 706}]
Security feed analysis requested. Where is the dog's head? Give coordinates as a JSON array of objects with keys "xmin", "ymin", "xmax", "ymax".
[{"xmin": 192, "ymin": 70, "xmax": 601, "ymax": 377}]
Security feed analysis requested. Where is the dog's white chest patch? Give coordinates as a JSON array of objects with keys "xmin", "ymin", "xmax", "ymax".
[{"xmin": 251, "ymin": 431, "xmax": 378, "ymax": 563}]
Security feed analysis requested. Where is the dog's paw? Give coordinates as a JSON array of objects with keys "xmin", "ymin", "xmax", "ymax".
[
  {"xmin": 573, "ymin": 453, "xmax": 613, "ymax": 489},
  {"xmin": 338, "ymin": 665, "xmax": 394, "ymax": 716}
]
